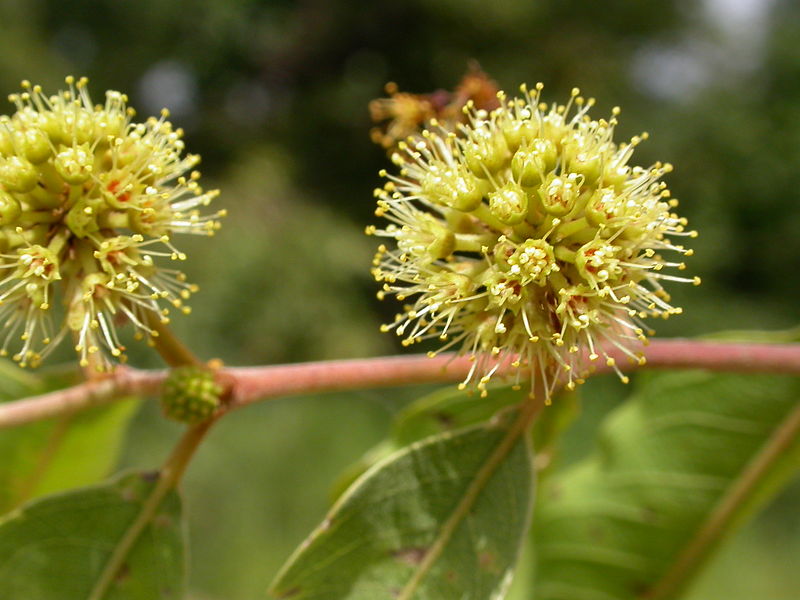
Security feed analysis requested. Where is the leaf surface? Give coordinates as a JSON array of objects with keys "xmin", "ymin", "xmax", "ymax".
[
  {"xmin": 0, "ymin": 471, "xmax": 185, "ymax": 600},
  {"xmin": 331, "ymin": 385, "xmax": 526, "ymax": 499},
  {"xmin": 533, "ymin": 372, "xmax": 800, "ymax": 600},
  {"xmin": 0, "ymin": 365, "xmax": 139, "ymax": 512},
  {"xmin": 392, "ymin": 385, "xmax": 526, "ymax": 446},
  {"xmin": 270, "ymin": 412, "xmax": 535, "ymax": 600}
]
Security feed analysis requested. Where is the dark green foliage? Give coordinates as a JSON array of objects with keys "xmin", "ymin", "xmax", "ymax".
[
  {"xmin": 533, "ymin": 372, "xmax": 800, "ymax": 600},
  {"xmin": 0, "ymin": 363, "xmax": 139, "ymax": 512},
  {"xmin": 270, "ymin": 414, "xmax": 534, "ymax": 600},
  {"xmin": 0, "ymin": 472, "xmax": 184, "ymax": 600}
]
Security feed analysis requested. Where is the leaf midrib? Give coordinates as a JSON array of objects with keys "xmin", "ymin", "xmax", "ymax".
[
  {"xmin": 642, "ymin": 400, "xmax": 800, "ymax": 599},
  {"xmin": 396, "ymin": 401, "xmax": 538, "ymax": 600}
]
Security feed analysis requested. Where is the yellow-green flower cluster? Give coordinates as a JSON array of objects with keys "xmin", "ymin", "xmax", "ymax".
[
  {"xmin": 0, "ymin": 77, "xmax": 224, "ymax": 369},
  {"xmin": 369, "ymin": 84, "xmax": 698, "ymax": 400}
]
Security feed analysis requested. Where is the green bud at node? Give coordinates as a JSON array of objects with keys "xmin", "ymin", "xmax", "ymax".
[{"xmin": 161, "ymin": 366, "xmax": 223, "ymax": 425}]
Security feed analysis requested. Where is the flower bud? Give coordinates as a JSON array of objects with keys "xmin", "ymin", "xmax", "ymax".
[
  {"xmin": 463, "ymin": 130, "xmax": 509, "ymax": 177},
  {"xmin": 585, "ymin": 187, "xmax": 616, "ymax": 226},
  {"xmin": 54, "ymin": 143, "xmax": 94, "ymax": 185},
  {"xmin": 38, "ymin": 111, "xmax": 67, "ymax": 146},
  {"xmin": 161, "ymin": 366, "xmax": 222, "ymax": 424},
  {"xmin": 397, "ymin": 212, "xmax": 455, "ymax": 261},
  {"xmin": 421, "ymin": 165, "xmax": 485, "ymax": 212},
  {"xmin": 19, "ymin": 128, "xmax": 52, "ymax": 163},
  {"xmin": 70, "ymin": 110, "xmax": 97, "ymax": 145},
  {"xmin": 501, "ymin": 118, "xmax": 536, "ymax": 152},
  {"xmin": 489, "ymin": 182, "xmax": 528, "ymax": 225},
  {"xmin": 570, "ymin": 152, "xmax": 602, "ymax": 185},
  {"xmin": 511, "ymin": 139, "xmax": 557, "ymax": 188},
  {"xmin": 602, "ymin": 164, "xmax": 630, "ymax": 191},
  {"xmin": 511, "ymin": 150, "xmax": 545, "ymax": 188},
  {"xmin": 492, "ymin": 236, "xmax": 516, "ymax": 271},
  {"xmin": 65, "ymin": 196, "xmax": 103, "ymax": 238},
  {"xmin": 0, "ymin": 126, "xmax": 13, "ymax": 155},
  {"xmin": 0, "ymin": 156, "xmax": 38, "ymax": 192},
  {"xmin": 538, "ymin": 172, "xmax": 583, "ymax": 216},
  {"xmin": 0, "ymin": 191, "xmax": 21, "ymax": 226},
  {"xmin": 98, "ymin": 92, "xmax": 128, "ymax": 138}
]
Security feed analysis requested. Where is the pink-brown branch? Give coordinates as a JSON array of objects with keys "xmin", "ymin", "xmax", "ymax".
[
  {"xmin": 1, "ymin": 339, "xmax": 799, "ymax": 430},
  {"xmin": 0, "ymin": 368, "xmax": 165, "ymax": 429}
]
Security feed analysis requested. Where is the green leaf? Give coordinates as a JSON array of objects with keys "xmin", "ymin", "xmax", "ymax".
[
  {"xmin": 0, "ymin": 358, "xmax": 45, "ymax": 399},
  {"xmin": 533, "ymin": 372, "xmax": 800, "ymax": 600},
  {"xmin": 0, "ymin": 366, "xmax": 139, "ymax": 513},
  {"xmin": 331, "ymin": 385, "xmax": 526, "ymax": 499},
  {"xmin": 270, "ymin": 411, "xmax": 535, "ymax": 600},
  {"xmin": 0, "ymin": 471, "xmax": 185, "ymax": 600},
  {"xmin": 392, "ymin": 385, "xmax": 527, "ymax": 447},
  {"xmin": 530, "ymin": 389, "xmax": 580, "ymax": 477}
]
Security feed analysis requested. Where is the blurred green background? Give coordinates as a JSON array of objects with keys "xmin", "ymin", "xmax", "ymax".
[{"xmin": 0, "ymin": 0, "xmax": 798, "ymax": 598}]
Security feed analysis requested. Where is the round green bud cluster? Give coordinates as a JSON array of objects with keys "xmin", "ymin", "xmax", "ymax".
[
  {"xmin": 0, "ymin": 77, "xmax": 225, "ymax": 369},
  {"xmin": 369, "ymin": 84, "xmax": 699, "ymax": 400},
  {"xmin": 161, "ymin": 366, "xmax": 222, "ymax": 424}
]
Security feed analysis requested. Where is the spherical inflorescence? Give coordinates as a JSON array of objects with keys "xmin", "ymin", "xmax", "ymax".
[
  {"xmin": 368, "ymin": 84, "xmax": 699, "ymax": 401},
  {"xmin": 0, "ymin": 77, "xmax": 224, "ymax": 369}
]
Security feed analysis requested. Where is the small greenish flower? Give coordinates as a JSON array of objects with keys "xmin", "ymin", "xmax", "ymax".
[
  {"xmin": 369, "ymin": 84, "xmax": 699, "ymax": 400},
  {"xmin": 0, "ymin": 77, "xmax": 224, "ymax": 369}
]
